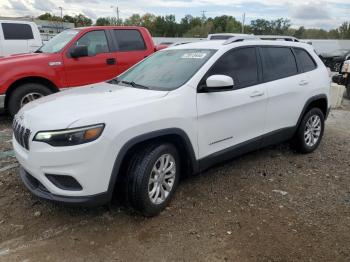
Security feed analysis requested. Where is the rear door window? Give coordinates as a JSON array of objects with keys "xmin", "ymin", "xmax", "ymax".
[
  {"xmin": 2, "ymin": 23, "xmax": 34, "ymax": 40},
  {"xmin": 113, "ymin": 29, "xmax": 146, "ymax": 51},
  {"xmin": 261, "ymin": 47, "xmax": 298, "ymax": 82},
  {"xmin": 206, "ymin": 47, "xmax": 259, "ymax": 89},
  {"xmin": 293, "ymin": 48, "xmax": 317, "ymax": 72}
]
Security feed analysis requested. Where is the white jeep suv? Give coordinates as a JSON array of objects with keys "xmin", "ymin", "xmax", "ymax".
[{"xmin": 13, "ymin": 37, "xmax": 330, "ymax": 216}]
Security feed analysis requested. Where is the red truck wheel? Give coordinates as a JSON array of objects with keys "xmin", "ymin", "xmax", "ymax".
[{"xmin": 8, "ymin": 83, "xmax": 53, "ymax": 117}]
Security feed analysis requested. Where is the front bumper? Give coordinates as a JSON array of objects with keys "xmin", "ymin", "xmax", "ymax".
[
  {"xmin": 0, "ymin": 94, "xmax": 5, "ymax": 109},
  {"xmin": 20, "ymin": 167, "xmax": 109, "ymax": 207},
  {"xmin": 13, "ymin": 132, "xmax": 117, "ymax": 204},
  {"xmin": 332, "ymin": 74, "xmax": 348, "ymax": 86}
]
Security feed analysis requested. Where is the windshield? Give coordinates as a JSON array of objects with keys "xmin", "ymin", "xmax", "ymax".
[
  {"xmin": 327, "ymin": 49, "xmax": 350, "ymax": 57},
  {"xmin": 210, "ymin": 35, "xmax": 234, "ymax": 40},
  {"xmin": 116, "ymin": 49, "xmax": 216, "ymax": 91},
  {"xmin": 38, "ymin": 29, "xmax": 79, "ymax": 53}
]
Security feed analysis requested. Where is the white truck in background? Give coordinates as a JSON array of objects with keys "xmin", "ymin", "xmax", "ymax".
[{"xmin": 0, "ymin": 20, "xmax": 42, "ymax": 57}]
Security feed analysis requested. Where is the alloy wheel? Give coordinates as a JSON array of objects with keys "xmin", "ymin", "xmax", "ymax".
[
  {"xmin": 20, "ymin": 92, "xmax": 44, "ymax": 107},
  {"xmin": 304, "ymin": 115, "xmax": 322, "ymax": 147},
  {"xmin": 148, "ymin": 154, "xmax": 176, "ymax": 205}
]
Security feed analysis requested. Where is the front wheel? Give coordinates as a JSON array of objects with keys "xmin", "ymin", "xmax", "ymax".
[
  {"xmin": 294, "ymin": 108, "xmax": 325, "ymax": 154},
  {"xmin": 7, "ymin": 83, "xmax": 53, "ymax": 117},
  {"xmin": 126, "ymin": 143, "xmax": 180, "ymax": 217}
]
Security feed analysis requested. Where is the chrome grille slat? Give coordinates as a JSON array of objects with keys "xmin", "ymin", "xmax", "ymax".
[
  {"xmin": 12, "ymin": 119, "xmax": 31, "ymax": 150},
  {"xmin": 19, "ymin": 126, "xmax": 25, "ymax": 147},
  {"xmin": 24, "ymin": 129, "xmax": 31, "ymax": 149}
]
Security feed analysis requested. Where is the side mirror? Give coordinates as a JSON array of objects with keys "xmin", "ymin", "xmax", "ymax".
[
  {"xmin": 70, "ymin": 45, "xmax": 88, "ymax": 58},
  {"xmin": 203, "ymin": 75, "xmax": 234, "ymax": 92}
]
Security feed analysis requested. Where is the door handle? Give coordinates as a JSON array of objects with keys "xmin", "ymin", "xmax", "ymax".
[
  {"xmin": 299, "ymin": 80, "xmax": 309, "ymax": 86},
  {"xmin": 106, "ymin": 58, "xmax": 116, "ymax": 65},
  {"xmin": 250, "ymin": 90, "xmax": 264, "ymax": 98}
]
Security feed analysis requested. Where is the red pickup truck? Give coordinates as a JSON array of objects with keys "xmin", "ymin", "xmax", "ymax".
[{"xmin": 0, "ymin": 26, "xmax": 164, "ymax": 116}]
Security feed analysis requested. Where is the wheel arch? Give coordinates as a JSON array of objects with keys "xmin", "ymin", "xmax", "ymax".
[
  {"xmin": 107, "ymin": 128, "xmax": 199, "ymax": 200},
  {"xmin": 5, "ymin": 76, "xmax": 59, "ymax": 108},
  {"xmin": 297, "ymin": 94, "xmax": 328, "ymax": 128}
]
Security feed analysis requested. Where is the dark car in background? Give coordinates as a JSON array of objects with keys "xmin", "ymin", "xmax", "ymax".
[
  {"xmin": 319, "ymin": 49, "xmax": 350, "ymax": 72},
  {"xmin": 332, "ymin": 59, "xmax": 350, "ymax": 98}
]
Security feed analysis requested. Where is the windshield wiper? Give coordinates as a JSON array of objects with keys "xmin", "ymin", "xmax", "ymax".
[
  {"xmin": 121, "ymin": 80, "xmax": 150, "ymax": 90},
  {"xmin": 34, "ymin": 50, "xmax": 43, "ymax": 53},
  {"xmin": 107, "ymin": 78, "xmax": 119, "ymax": 85}
]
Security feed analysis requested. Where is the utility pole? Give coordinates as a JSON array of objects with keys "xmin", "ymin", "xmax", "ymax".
[
  {"xmin": 59, "ymin": 7, "xmax": 63, "ymax": 33},
  {"xmin": 111, "ymin": 0, "xmax": 120, "ymax": 25},
  {"xmin": 200, "ymin": 10, "xmax": 207, "ymax": 22},
  {"xmin": 242, "ymin": 13, "xmax": 246, "ymax": 34}
]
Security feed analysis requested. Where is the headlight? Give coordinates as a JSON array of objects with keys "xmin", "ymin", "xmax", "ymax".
[{"xmin": 34, "ymin": 124, "xmax": 105, "ymax": 147}]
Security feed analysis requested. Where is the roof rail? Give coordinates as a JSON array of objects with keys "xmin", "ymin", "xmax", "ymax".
[
  {"xmin": 257, "ymin": 35, "xmax": 300, "ymax": 42},
  {"xmin": 223, "ymin": 35, "xmax": 260, "ymax": 45}
]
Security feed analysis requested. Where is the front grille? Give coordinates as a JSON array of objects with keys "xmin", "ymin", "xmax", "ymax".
[
  {"xmin": 323, "ymin": 59, "xmax": 343, "ymax": 73},
  {"xmin": 328, "ymin": 62, "xmax": 342, "ymax": 72},
  {"xmin": 13, "ymin": 119, "xmax": 31, "ymax": 150}
]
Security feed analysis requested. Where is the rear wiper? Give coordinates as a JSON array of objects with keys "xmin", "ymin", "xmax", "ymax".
[{"xmin": 121, "ymin": 80, "xmax": 150, "ymax": 90}]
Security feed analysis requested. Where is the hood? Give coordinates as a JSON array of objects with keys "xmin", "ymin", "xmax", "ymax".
[
  {"xmin": 319, "ymin": 51, "xmax": 350, "ymax": 60},
  {"xmin": 18, "ymin": 82, "xmax": 169, "ymax": 130},
  {"xmin": 320, "ymin": 55, "xmax": 346, "ymax": 62},
  {"xmin": 0, "ymin": 52, "xmax": 55, "ymax": 65}
]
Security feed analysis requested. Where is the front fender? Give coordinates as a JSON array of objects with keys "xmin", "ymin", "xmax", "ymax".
[
  {"xmin": 105, "ymin": 128, "xmax": 199, "ymax": 201},
  {"xmin": 0, "ymin": 57, "xmax": 65, "ymax": 94}
]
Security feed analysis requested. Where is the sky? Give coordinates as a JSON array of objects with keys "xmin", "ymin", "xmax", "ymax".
[{"xmin": 0, "ymin": 0, "xmax": 349, "ymax": 30}]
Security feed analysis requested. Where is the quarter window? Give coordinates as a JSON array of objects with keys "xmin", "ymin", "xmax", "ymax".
[
  {"xmin": 261, "ymin": 47, "xmax": 298, "ymax": 82},
  {"xmin": 206, "ymin": 47, "xmax": 259, "ymax": 89},
  {"xmin": 293, "ymin": 48, "xmax": 317, "ymax": 72},
  {"xmin": 2, "ymin": 23, "xmax": 34, "ymax": 40},
  {"xmin": 74, "ymin": 30, "xmax": 109, "ymax": 56},
  {"xmin": 113, "ymin": 29, "xmax": 146, "ymax": 51}
]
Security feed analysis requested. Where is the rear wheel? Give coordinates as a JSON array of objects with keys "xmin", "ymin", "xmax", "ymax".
[
  {"xmin": 126, "ymin": 143, "xmax": 180, "ymax": 217},
  {"xmin": 347, "ymin": 83, "xmax": 350, "ymax": 99},
  {"xmin": 8, "ymin": 83, "xmax": 53, "ymax": 117},
  {"xmin": 294, "ymin": 108, "xmax": 325, "ymax": 153}
]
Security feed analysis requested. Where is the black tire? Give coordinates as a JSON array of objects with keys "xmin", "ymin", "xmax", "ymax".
[
  {"xmin": 347, "ymin": 83, "xmax": 350, "ymax": 99},
  {"xmin": 126, "ymin": 143, "xmax": 180, "ymax": 217},
  {"xmin": 294, "ymin": 108, "xmax": 325, "ymax": 154},
  {"xmin": 7, "ymin": 83, "xmax": 53, "ymax": 117}
]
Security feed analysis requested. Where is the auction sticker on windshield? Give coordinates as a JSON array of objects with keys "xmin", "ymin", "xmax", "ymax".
[{"xmin": 181, "ymin": 52, "xmax": 208, "ymax": 59}]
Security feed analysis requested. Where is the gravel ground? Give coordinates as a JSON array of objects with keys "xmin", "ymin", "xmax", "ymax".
[{"xmin": 0, "ymin": 99, "xmax": 350, "ymax": 262}]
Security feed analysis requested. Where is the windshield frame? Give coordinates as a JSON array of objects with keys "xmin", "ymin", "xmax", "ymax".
[
  {"xmin": 114, "ymin": 48, "xmax": 217, "ymax": 91},
  {"xmin": 38, "ymin": 29, "xmax": 81, "ymax": 54}
]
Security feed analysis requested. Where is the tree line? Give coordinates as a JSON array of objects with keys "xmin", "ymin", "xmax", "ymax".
[{"xmin": 37, "ymin": 12, "xmax": 350, "ymax": 39}]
